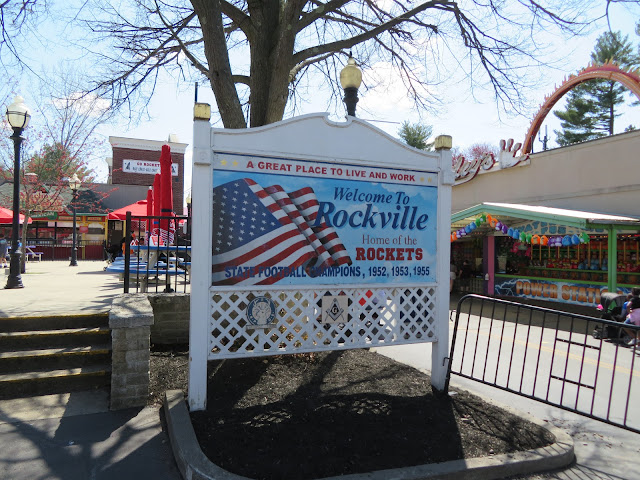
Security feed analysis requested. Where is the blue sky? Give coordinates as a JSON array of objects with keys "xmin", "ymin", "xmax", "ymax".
[{"xmin": 6, "ymin": 1, "xmax": 640, "ymax": 196}]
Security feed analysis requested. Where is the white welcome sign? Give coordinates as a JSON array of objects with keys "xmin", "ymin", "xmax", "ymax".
[{"xmin": 189, "ymin": 112, "xmax": 454, "ymax": 411}]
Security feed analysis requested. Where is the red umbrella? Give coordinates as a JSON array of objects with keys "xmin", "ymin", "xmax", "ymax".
[
  {"xmin": 107, "ymin": 200, "xmax": 149, "ymax": 220},
  {"xmin": 0, "ymin": 206, "xmax": 31, "ymax": 224},
  {"xmin": 145, "ymin": 186, "xmax": 153, "ymax": 238},
  {"xmin": 159, "ymin": 144, "xmax": 173, "ymax": 216},
  {"xmin": 153, "ymin": 173, "xmax": 161, "ymax": 218},
  {"xmin": 159, "ymin": 144, "xmax": 175, "ymax": 244}
]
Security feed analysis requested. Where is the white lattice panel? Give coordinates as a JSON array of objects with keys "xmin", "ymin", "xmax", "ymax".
[{"xmin": 208, "ymin": 286, "xmax": 437, "ymax": 359}]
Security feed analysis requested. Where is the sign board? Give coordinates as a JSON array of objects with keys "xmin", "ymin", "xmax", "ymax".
[
  {"xmin": 212, "ymin": 155, "xmax": 437, "ymax": 286},
  {"xmin": 494, "ymin": 276, "xmax": 631, "ymax": 306},
  {"xmin": 189, "ymin": 113, "xmax": 454, "ymax": 411},
  {"xmin": 122, "ymin": 159, "xmax": 179, "ymax": 176}
]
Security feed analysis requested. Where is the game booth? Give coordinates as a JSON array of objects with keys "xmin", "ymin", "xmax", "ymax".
[{"xmin": 451, "ymin": 203, "xmax": 640, "ymax": 307}]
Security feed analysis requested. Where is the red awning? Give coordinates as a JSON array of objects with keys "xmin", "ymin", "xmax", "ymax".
[
  {"xmin": 108, "ymin": 200, "xmax": 149, "ymax": 220},
  {"xmin": 0, "ymin": 206, "xmax": 31, "ymax": 225}
]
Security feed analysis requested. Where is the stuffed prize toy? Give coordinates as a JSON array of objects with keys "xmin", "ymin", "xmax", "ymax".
[
  {"xmin": 465, "ymin": 225, "xmax": 471, "ymax": 234},
  {"xmin": 520, "ymin": 231, "xmax": 527, "ymax": 242},
  {"xmin": 579, "ymin": 232, "xmax": 590, "ymax": 244},
  {"xmin": 507, "ymin": 227, "xmax": 514, "ymax": 237},
  {"xmin": 531, "ymin": 235, "xmax": 540, "ymax": 245},
  {"xmin": 502, "ymin": 224, "xmax": 509, "ymax": 234},
  {"xmin": 526, "ymin": 233, "xmax": 532, "ymax": 243},
  {"xmin": 571, "ymin": 234, "xmax": 580, "ymax": 245},
  {"xmin": 469, "ymin": 222, "xmax": 477, "ymax": 231},
  {"xmin": 495, "ymin": 221, "xmax": 502, "ymax": 231},
  {"xmin": 541, "ymin": 235, "xmax": 549, "ymax": 246},
  {"xmin": 512, "ymin": 229, "xmax": 520, "ymax": 240},
  {"xmin": 562, "ymin": 235, "xmax": 571, "ymax": 246},
  {"xmin": 475, "ymin": 217, "xmax": 482, "ymax": 227}
]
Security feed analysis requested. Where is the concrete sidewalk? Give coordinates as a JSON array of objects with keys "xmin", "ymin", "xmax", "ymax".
[
  {"xmin": 0, "ymin": 262, "xmax": 632, "ymax": 479},
  {"xmin": 0, "ymin": 260, "xmax": 123, "ymax": 317},
  {"xmin": 0, "ymin": 260, "xmax": 182, "ymax": 480}
]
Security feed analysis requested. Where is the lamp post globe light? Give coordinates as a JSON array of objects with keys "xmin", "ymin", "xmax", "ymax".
[
  {"xmin": 5, "ymin": 96, "xmax": 31, "ymax": 289},
  {"xmin": 339, "ymin": 54, "xmax": 362, "ymax": 117},
  {"xmin": 68, "ymin": 173, "xmax": 81, "ymax": 267}
]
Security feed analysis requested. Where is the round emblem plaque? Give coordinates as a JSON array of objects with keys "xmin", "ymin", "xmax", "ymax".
[{"xmin": 246, "ymin": 296, "xmax": 277, "ymax": 327}]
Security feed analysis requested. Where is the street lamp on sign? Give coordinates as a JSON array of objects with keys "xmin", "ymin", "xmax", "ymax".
[{"xmin": 339, "ymin": 54, "xmax": 362, "ymax": 117}]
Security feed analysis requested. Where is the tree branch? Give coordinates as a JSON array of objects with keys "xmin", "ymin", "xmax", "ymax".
[{"xmin": 293, "ymin": 0, "xmax": 442, "ymax": 64}]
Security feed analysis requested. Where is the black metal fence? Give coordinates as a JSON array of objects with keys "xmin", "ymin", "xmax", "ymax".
[
  {"xmin": 115, "ymin": 213, "xmax": 191, "ymax": 294},
  {"xmin": 446, "ymin": 294, "xmax": 640, "ymax": 433}
]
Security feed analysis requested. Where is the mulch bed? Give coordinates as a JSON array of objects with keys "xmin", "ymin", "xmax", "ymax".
[{"xmin": 149, "ymin": 347, "xmax": 554, "ymax": 480}]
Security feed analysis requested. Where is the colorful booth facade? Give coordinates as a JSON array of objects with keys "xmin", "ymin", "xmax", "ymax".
[{"xmin": 451, "ymin": 203, "xmax": 640, "ymax": 307}]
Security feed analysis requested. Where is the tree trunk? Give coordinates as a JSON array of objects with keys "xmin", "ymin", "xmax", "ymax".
[
  {"xmin": 609, "ymin": 100, "xmax": 614, "ymax": 135},
  {"xmin": 247, "ymin": 0, "xmax": 300, "ymax": 127},
  {"xmin": 191, "ymin": 0, "xmax": 247, "ymax": 128},
  {"xmin": 608, "ymin": 81, "xmax": 615, "ymax": 135}
]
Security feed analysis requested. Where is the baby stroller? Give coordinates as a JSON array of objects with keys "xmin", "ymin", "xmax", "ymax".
[
  {"xmin": 103, "ymin": 243, "xmax": 122, "ymax": 269},
  {"xmin": 592, "ymin": 292, "xmax": 627, "ymax": 341}
]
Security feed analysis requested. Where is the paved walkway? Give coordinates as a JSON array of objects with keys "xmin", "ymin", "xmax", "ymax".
[
  {"xmin": 0, "ymin": 261, "xmax": 634, "ymax": 479},
  {"xmin": 0, "ymin": 260, "xmax": 122, "ymax": 317},
  {"xmin": 0, "ymin": 260, "xmax": 182, "ymax": 480}
]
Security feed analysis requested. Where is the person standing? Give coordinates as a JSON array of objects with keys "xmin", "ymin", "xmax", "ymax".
[
  {"xmin": 458, "ymin": 259, "xmax": 472, "ymax": 293},
  {"xmin": 623, "ymin": 296, "xmax": 640, "ymax": 347},
  {"xmin": 0, "ymin": 234, "xmax": 8, "ymax": 268},
  {"xmin": 449, "ymin": 261, "xmax": 457, "ymax": 293}
]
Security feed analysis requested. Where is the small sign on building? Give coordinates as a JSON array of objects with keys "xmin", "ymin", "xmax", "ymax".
[{"xmin": 122, "ymin": 159, "xmax": 179, "ymax": 176}]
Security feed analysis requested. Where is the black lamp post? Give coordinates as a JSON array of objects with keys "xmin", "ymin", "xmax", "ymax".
[
  {"xmin": 339, "ymin": 54, "xmax": 363, "ymax": 117},
  {"xmin": 68, "ymin": 173, "xmax": 81, "ymax": 267},
  {"xmin": 5, "ymin": 96, "xmax": 31, "ymax": 289}
]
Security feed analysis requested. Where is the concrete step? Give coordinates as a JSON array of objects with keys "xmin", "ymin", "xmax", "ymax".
[
  {"xmin": 0, "ymin": 313, "xmax": 109, "ymax": 333},
  {"xmin": 0, "ymin": 313, "xmax": 112, "ymax": 398},
  {"xmin": 0, "ymin": 327, "xmax": 110, "ymax": 350},
  {"xmin": 0, "ymin": 365, "xmax": 111, "ymax": 399},
  {"xmin": 0, "ymin": 345, "xmax": 111, "ymax": 374}
]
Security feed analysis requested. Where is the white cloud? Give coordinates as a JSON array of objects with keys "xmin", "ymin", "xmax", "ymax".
[{"xmin": 51, "ymin": 92, "xmax": 111, "ymax": 118}]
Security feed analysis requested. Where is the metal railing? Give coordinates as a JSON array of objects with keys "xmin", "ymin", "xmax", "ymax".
[
  {"xmin": 446, "ymin": 294, "xmax": 640, "ymax": 433},
  {"xmin": 25, "ymin": 239, "xmax": 105, "ymax": 261},
  {"xmin": 120, "ymin": 213, "xmax": 191, "ymax": 294}
]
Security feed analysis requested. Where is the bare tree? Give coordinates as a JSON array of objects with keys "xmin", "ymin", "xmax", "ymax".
[
  {"xmin": 36, "ymin": 67, "xmax": 113, "ymax": 163},
  {"xmin": 75, "ymin": 0, "xmax": 618, "ymax": 129},
  {"xmin": 0, "ymin": 0, "xmax": 46, "ymax": 70}
]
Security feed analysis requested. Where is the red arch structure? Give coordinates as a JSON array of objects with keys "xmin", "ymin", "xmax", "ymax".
[{"xmin": 522, "ymin": 62, "xmax": 640, "ymax": 154}]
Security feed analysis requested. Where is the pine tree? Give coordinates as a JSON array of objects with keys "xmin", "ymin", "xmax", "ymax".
[
  {"xmin": 554, "ymin": 31, "xmax": 639, "ymax": 146},
  {"xmin": 398, "ymin": 122, "xmax": 434, "ymax": 151}
]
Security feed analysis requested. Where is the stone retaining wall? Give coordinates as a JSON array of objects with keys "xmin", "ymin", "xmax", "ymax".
[
  {"xmin": 109, "ymin": 293, "xmax": 190, "ymax": 410},
  {"xmin": 148, "ymin": 293, "xmax": 190, "ymax": 344},
  {"xmin": 109, "ymin": 294, "xmax": 154, "ymax": 410}
]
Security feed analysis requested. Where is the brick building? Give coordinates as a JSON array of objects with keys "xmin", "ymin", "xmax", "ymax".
[{"xmin": 108, "ymin": 135, "xmax": 188, "ymax": 213}]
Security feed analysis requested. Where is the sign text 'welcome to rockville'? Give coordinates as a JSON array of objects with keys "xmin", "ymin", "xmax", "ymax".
[{"xmin": 211, "ymin": 155, "xmax": 438, "ymax": 286}]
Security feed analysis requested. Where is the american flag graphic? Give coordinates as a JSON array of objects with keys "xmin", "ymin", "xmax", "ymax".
[{"xmin": 212, "ymin": 178, "xmax": 351, "ymax": 285}]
